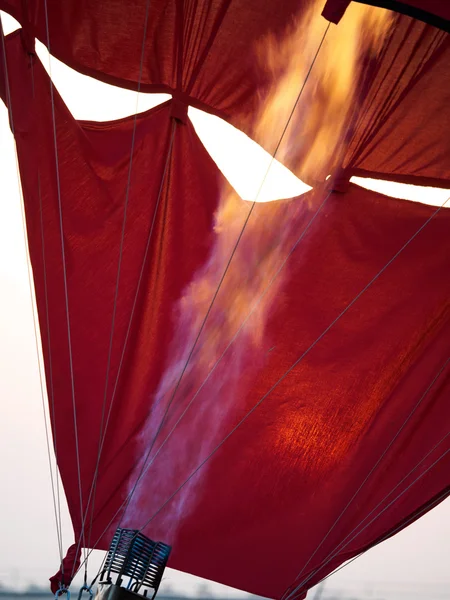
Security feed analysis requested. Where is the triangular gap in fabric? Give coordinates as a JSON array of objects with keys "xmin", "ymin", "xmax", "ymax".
[
  {"xmin": 187, "ymin": 107, "xmax": 450, "ymax": 208},
  {"xmin": 187, "ymin": 106, "xmax": 312, "ymax": 203},
  {"xmin": 0, "ymin": 10, "xmax": 20, "ymax": 35},
  {"xmin": 16, "ymin": 28, "xmax": 450, "ymax": 212},
  {"xmin": 18, "ymin": 20, "xmax": 447, "ymax": 210},
  {"xmin": 350, "ymin": 177, "xmax": 450, "ymax": 207},
  {"xmin": 33, "ymin": 36, "xmax": 170, "ymax": 122},
  {"xmin": 19, "ymin": 29, "xmax": 312, "ymax": 204},
  {"xmin": 2, "ymin": 20, "xmax": 308, "ymax": 206}
]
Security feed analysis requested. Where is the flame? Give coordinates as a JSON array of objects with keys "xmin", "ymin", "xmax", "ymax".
[
  {"xmin": 254, "ymin": 1, "xmax": 392, "ymax": 183},
  {"xmin": 125, "ymin": 2, "xmax": 393, "ymax": 537}
]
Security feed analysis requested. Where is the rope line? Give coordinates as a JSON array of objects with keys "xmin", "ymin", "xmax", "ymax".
[
  {"xmin": 76, "ymin": 191, "xmax": 448, "ymax": 584},
  {"xmin": 133, "ymin": 196, "xmax": 449, "ymax": 537},
  {"xmin": 43, "ymin": 0, "xmax": 87, "ymax": 573},
  {"xmin": 83, "ymin": 120, "xmax": 177, "ymax": 571},
  {"xmin": 75, "ymin": 187, "xmax": 330, "ymax": 586},
  {"xmin": 76, "ymin": 187, "xmax": 331, "ymax": 588},
  {"xmin": 34, "ymin": 181, "xmax": 65, "ymax": 568},
  {"xmin": 78, "ymin": 0, "xmax": 160, "ymax": 578},
  {"xmin": 285, "ymin": 425, "xmax": 450, "ymax": 600},
  {"xmin": 37, "ymin": 173, "xmax": 65, "ymax": 569},
  {"xmin": 131, "ymin": 191, "xmax": 332, "ymax": 489},
  {"xmin": 75, "ymin": 67, "xmax": 448, "ymax": 590},
  {"xmin": 114, "ymin": 19, "xmax": 332, "ymax": 535},
  {"xmin": 304, "ymin": 431, "xmax": 450, "ymax": 592},
  {"xmin": 31, "ymin": 58, "xmax": 65, "ymax": 570},
  {"xmin": 1, "ymin": 21, "xmax": 64, "ymax": 571},
  {"xmin": 146, "ymin": 351, "xmax": 450, "ymax": 566},
  {"xmin": 281, "ymin": 353, "xmax": 450, "ymax": 597},
  {"xmin": 82, "ymin": 124, "xmax": 178, "ymax": 582},
  {"xmin": 313, "ymin": 485, "xmax": 450, "ymax": 592},
  {"xmin": 71, "ymin": 22, "xmax": 333, "ymax": 583},
  {"xmin": 76, "ymin": 364, "xmax": 450, "ymax": 583}
]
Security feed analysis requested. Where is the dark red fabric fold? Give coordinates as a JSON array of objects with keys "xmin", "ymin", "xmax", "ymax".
[
  {"xmin": 342, "ymin": 16, "xmax": 450, "ymax": 184},
  {"xmin": 49, "ymin": 544, "xmax": 81, "ymax": 594}
]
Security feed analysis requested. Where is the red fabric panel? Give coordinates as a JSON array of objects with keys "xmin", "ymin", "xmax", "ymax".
[
  {"xmin": 3, "ymin": 30, "xmax": 450, "ymax": 598},
  {"xmin": 1, "ymin": 2, "xmax": 449, "ymax": 186},
  {"xmin": 1, "ymin": 24, "xmax": 224, "ymax": 581},
  {"xmin": 342, "ymin": 15, "xmax": 450, "ymax": 185},
  {"xmin": 271, "ymin": 12, "xmax": 450, "ymax": 187},
  {"xmin": 0, "ymin": 0, "xmax": 304, "ymax": 117}
]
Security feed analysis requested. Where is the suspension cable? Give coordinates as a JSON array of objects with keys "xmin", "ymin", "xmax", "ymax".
[
  {"xmin": 281, "ymin": 354, "xmax": 450, "ymax": 596},
  {"xmin": 75, "ymin": 189, "xmax": 449, "ymax": 584},
  {"xmin": 114, "ymin": 19, "xmax": 333, "ymax": 534},
  {"xmin": 1, "ymin": 19, "xmax": 64, "ymax": 572},
  {"xmin": 43, "ymin": 0, "xmax": 87, "ymax": 573},
  {"xmin": 76, "ymin": 71, "xmax": 449, "ymax": 592},
  {"xmin": 81, "ymin": 121, "xmax": 178, "ymax": 591},
  {"xmin": 69, "ymin": 22, "xmax": 333, "ymax": 584},
  {"xmin": 74, "ymin": 187, "xmax": 331, "ymax": 590},
  {"xmin": 75, "ymin": 0, "xmax": 160, "ymax": 579},
  {"xmin": 132, "ymin": 195, "xmax": 449, "ymax": 538},
  {"xmin": 83, "ymin": 120, "xmax": 177, "ymax": 573},
  {"xmin": 76, "ymin": 364, "xmax": 450, "ymax": 583},
  {"xmin": 142, "ymin": 346, "xmax": 450, "ymax": 545},
  {"xmin": 79, "ymin": 187, "xmax": 332, "ymax": 590},
  {"xmin": 284, "ymin": 425, "xmax": 450, "ymax": 600},
  {"xmin": 311, "ymin": 485, "xmax": 450, "ymax": 593},
  {"xmin": 127, "ymin": 190, "xmax": 332, "ymax": 490},
  {"xmin": 31, "ymin": 55, "xmax": 65, "ymax": 573}
]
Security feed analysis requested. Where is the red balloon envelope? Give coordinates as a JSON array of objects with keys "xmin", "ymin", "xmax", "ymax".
[{"xmin": 0, "ymin": 1, "xmax": 449, "ymax": 598}]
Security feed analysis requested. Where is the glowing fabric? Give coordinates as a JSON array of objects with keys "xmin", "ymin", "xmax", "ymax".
[{"xmin": 1, "ymin": 6, "xmax": 450, "ymax": 598}]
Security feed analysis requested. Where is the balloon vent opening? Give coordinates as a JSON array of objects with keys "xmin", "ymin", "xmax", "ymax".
[{"xmin": 98, "ymin": 528, "xmax": 171, "ymax": 600}]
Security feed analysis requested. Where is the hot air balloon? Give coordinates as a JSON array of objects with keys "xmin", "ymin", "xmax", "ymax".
[{"xmin": 0, "ymin": 1, "xmax": 449, "ymax": 600}]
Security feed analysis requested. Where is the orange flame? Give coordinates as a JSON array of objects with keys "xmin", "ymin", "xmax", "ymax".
[
  {"xmin": 183, "ymin": 1, "xmax": 392, "ymax": 371},
  {"xmin": 254, "ymin": 1, "xmax": 392, "ymax": 183},
  {"xmin": 128, "ymin": 2, "xmax": 393, "ymax": 534}
]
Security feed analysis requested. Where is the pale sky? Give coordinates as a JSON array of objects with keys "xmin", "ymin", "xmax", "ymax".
[{"xmin": 0, "ymin": 11, "xmax": 449, "ymax": 600}]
